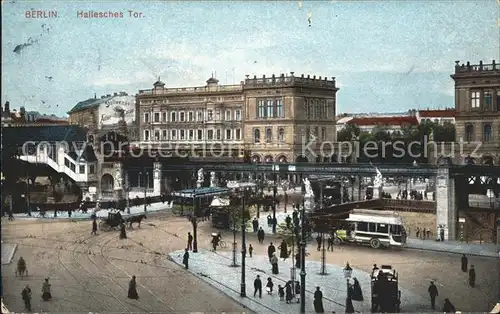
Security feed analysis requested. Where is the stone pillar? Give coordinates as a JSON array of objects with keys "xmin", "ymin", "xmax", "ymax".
[
  {"xmin": 113, "ymin": 162, "xmax": 124, "ymax": 200},
  {"xmin": 436, "ymin": 166, "xmax": 457, "ymax": 241},
  {"xmin": 153, "ymin": 162, "xmax": 162, "ymax": 195}
]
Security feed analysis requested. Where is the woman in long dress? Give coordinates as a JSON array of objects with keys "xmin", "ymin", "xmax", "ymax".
[
  {"xmin": 285, "ymin": 281, "xmax": 293, "ymax": 303},
  {"xmin": 128, "ymin": 275, "xmax": 139, "ymax": 299},
  {"xmin": 279, "ymin": 240, "xmax": 288, "ymax": 261},
  {"xmin": 41, "ymin": 278, "xmax": 52, "ymax": 301},
  {"xmin": 270, "ymin": 253, "xmax": 279, "ymax": 274},
  {"xmin": 351, "ymin": 278, "xmax": 364, "ymax": 301},
  {"xmin": 313, "ymin": 286, "xmax": 324, "ymax": 313}
]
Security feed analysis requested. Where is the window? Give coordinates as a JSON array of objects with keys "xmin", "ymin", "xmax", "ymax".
[
  {"xmin": 497, "ymin": 91, "xmax": 500, "ymax": 111},
  {"xmin": 254, "ymin": 128, "xmax": 261, "ymax": 143},
  {"xmin": 321, "ymin": 127, "xmax": 326, "ymax": 141},
  {"xmin": 207, "ymin": 110, "xmax": 213, "ymax": 121},
  {"xmin": 79, "ymin": 165, "xmax": 85, "ymax": 174},
  {"xmin": 162, "ymin": 112, "xmax": 167, "ymax": 122},
  {"xmin": 226, "ymin": 129, "xmax": 231, "ymax": 140},
  {"xmin": 208, "ymin": 129, "xmax": 214, "ymax": 140},
  {"xmin": 144, "ymin": 130, "xmax": 150, "ymax": 141},
  {"xmin": 276, "ymin": 99, "xmax": 284, "ymax": 118},
  {"xmin": 216, "ymin": 129, "xmax": 221, "ymax": 140},
  {"xmin": 197, "ymin": 130, "xmax": 203, "ymax": 140},
  {"xmin": 235, "ymin": 110, "xmax": 241, "ymax": 121},
  {"xmin": 215, "ymin": 110, "xmax": 220, "ymax": 121},
  {"xmin": 257, "ymin": 100, "xmax": 265, "ymax": 118},
  {"xmin": 368, "ymin": 223, "xmax": 376, "ymax": 232},
  {"xmin": 470, "ymin": 91, "xmax": 480, "ymax": 108},
  {"xmin": 465, "ymin": 124, "xmax": 474, "ymax": 142},
  {"xmin": 180, "ymin": 130, "xmax": 185, "ymax": 140},
  {"xmin": 314, "ymin": 126, "xmax": 319, "ymax": 138},
  {"xmin": 154, "ymin": 130, "xmax": 160, "ymax": 141},
  {"xmin": 483, "ymin": 124, "xmax": 492, "ymax": 142},
  {"xmin": 144, "ymin": 113, "xmax": 150, "ymax": 123},
  {"xmin": 197, "ymin": 111, "xmax": 203, "ymax": 121},
  {"xmin": 188, "ymin": 111, "xmax": 194, "ymax": 121},
  {"xmin": 265, "ymin": 127, "xmax": 272, "ymax": 142},
  {"xmin": 189, "ymin": 129, "xmax": 194, "ymax": 140},
  {"xmin": 278, "ymin": 128, "xmax": 285, "ymax": 142},
  {"xmin": 266, "ymin": 100, "xmax": 273, "ymax": 118},
  {"xmin": 390, "ymin": 225, "xmax": 403, "ymax": 234},
  {"xmin": 89, "ymin": 164, "xmax": 95, "ymax": 174},
  {"xmin": 225, "ymin": 110, "xmax": 232, "ymax": 121},
  {"xmin": 162, "ymin": 130, "xmax": 168, "ymax": 140},
  {"xmin": 305, "ymin": 126, "xmax": 310, "ymax": 140},
  {"xmin": 484, "ymin": 91, "xmax": 493, "ymax": 110},
  {"xmin": 154, "ymin": 112, "xmax": 160, "ymax": 123},
  {"xmin": 180, "ymin": 112, "xmax": 185, "ymax": 122},
  {"xmin": 356, "ymin": 222, "xmax": 368, "ymax": 232},
  {"xmin": 235, "ymin": 129, "xmax": 241, "ymax": 140},
  {"xmin": 377, "ymin": 224, "xmax": 389, "ymax": 233},
  {"xmin": 170, "ymin": 111, "xmax": 176, "ymax": 122},
  {"xmin": 171, "ymin": 129, "xmax": 177, "ymax": 140}
]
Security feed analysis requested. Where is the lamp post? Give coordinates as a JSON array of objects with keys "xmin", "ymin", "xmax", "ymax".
[
  {"xmin": 240, "ymin": 187, "xmax": 248, "ymax": 297},
  {"xmin": 272, "ymin": 165, "xmax": 277, "ymax": 234},
  {"xmin": 192, "ymin": 170, "xmax": 198, "ymax": 253},
  {"xmin": 343, "ymin": 262, "xmax": 353, "ymax": 295},
  {"xmin": 300, "ymin": 193, "xmax": 307, "ymax": 314}
]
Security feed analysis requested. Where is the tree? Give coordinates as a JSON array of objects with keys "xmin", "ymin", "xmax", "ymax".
[
  {"xmin": 337, "ymin": 124, "xmax": 361, "ymax": 142},
  {"xmin": 371, "ymin": 124, "xmax": 392, "ymax": 142},
  {"xmin": 433, "ymin": 122, "xmax": 455, "ymax": 142}
]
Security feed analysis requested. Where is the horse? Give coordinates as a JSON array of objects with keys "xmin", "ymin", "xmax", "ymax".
[
  {"xmin": 126, "ymin": 214, "xmax": 147, "ymax": 229},
  {"xmin": 16, "ymin": 257, "xmax": 28, "ymax": 278}
]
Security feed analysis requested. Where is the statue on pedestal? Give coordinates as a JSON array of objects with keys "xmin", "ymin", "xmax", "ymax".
[
  {"xmin": 197, "ymin": 168, "xmax": 204, "ymax": 188},
  {"xmin": 115, "ymin": 170, "xmax": 122, "ymax": 190},
  {"xmin": 303, "ymin": 178, "xmax": 314, "ymax": 197},
  {"xmin": 210, "ymin": 172, "xmax": 217, "ymax": 188},
  {"xmin": 302, "ymin": 178, "xmax": 315, "ymax": 212}
]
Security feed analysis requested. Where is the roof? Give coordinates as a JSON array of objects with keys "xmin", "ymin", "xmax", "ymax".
[
  {"xmin": 173, "ymin": 187, "xmax": 230, "ymax": 198},
  {"xmin": 336, "ymin": 117, "xmax": 353, "ymax": 124},
  {"xmin": 67, "ymin": 96, "xmax": 113, "ymax": 114},
  {"xmin": 418, "ymin": 109, "xmax": 456, "ymax": 118},
  {"xmin": 2, "ymin": 125, "xmax": 87, "ymax": 145},
  {"xmin": 206, "ymin": 77, "xmax": 219, "ymax": 84},
  {"xmin": 153, "ymin": 80, "xmax": 165, "ymax": 86},
  {"xmin": 346, "ymin": 210, "xmax": 404, "ymax": 225},
  {"xmin": 347, "ymin": 116, "xmax": 418, "ymax": 126}
]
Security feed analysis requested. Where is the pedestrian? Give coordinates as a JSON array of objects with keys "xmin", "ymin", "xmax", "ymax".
[
  {"xmin": 267, "ymin": 242, "xmax": 276, "ymax": 262},
  {"xmin": 91, "ymin": 218, "xmax": 97, "ymax": 235},
  {"xmin": 351, "ymin": 278, "xmax": 364, "ymax": 301},
  {"xmin": 461, "ymin": 254, "xmax": 468, "ymax": 272},
  {"xmin": 249, "ymin": 244, "xmax": 253, "ymax": 257},
  {"xmin": 22, "ymin": 284, "xmax": 32, "ymax": 312},
  {"xmin": 187, "ymin": 232, "xmax": 193, "ymax": 250},
  {"xmin": 271, "ymin": 253, "xmax": 279, "ymax": 274},
  {"xmin": 278, "ymin": 285, "xmax": 285, "ymax": 301},
  {"xmin": 266, "ymin": 277, "xmax": 274, "ymax": 295},
  {"xmin": 119, "ymin": 223, "xmax": 127, "ymax": 239},
  {"xmin": 416, "ymin": 227, "xmax": 420, "ymax": 239},
  {"xmin": 345, "ymin": 296, "xmax": 355, "ymax": 313},
  {"xmin": 468, "ymin": 264, "xmax": 476, "ymax": 287},
  {"xmin": 252, "ymin": 218, "xmax": 259, "ymax": 232},
  {"xmin": 316, "ymin": 234, "xmax": 322, "ymax": 251},
  {"xmin": 427, "ymin": 228, "xmax": 431, "ymax": 239},
  {"xmin": 327, "ymin": 234, "xmax": 334, "ymax": 251},
  {"xmin": 421, "ymin": 228, "xmax": 426, "ymax": 239},
  {"xmin": 257, "ymin": 227, "xmax": 265, "ymax": 243},
  {"xmin": 41, "ymin": 278, "xmax": 52, "ymax": 301},
  {"xmin": 128, "ymin": 275, "xmax": 139, "ymax": 299},
  {"xmin": 295, "ymin": 281, "xmax": 301, "ymax": 302},
  {"xmin": 182, "ymin": 248, "xmax": 189, "ymax": 269},
  {"xmin": 440, "ymin": 227, "xmax": 445, "ymax": 241},
  {"xmin": 314, "ymin": 286, "xmax": 325, "ymax": 313},
  {"xmin": 372, "ymin": 264, "xmax": 379, "ymax": 271},
  {"xmin": 253, "ymin": 275, "xmax": 262, "ymax": 298},
  {"xmin": 442, "ymin": 298, "xmax": 456, "ymax": 313},
  {"xmin": 279, "ymin": 240, "xmax": 288, "ymax": 261},
  {"xmin": 428, "ymin": 281, "xmax": 438, "ymax": 310},
  {"xmin": 285, "ymin": 281, "xmax": 293, "ymax": 303},
  {"xmin": 267, "ymin": 214, "xmax": 272, "ymax": 227},
  {"xmin": 285, "ymin": 215, "xmax": 292, "ymax": 229}
]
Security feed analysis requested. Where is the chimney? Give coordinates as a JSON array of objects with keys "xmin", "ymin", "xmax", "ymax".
[
  {"xmin": 114, "ymin": 92, "xmax": 118, "ymax": 96},
  {"xmin": 307, "ymin": 75, "xmax": 310, "ymax": 79},
  {"xmin": 313, "ymin": 75, "xmax": 316, "ymax": 80},
  {"xmin": 4, "ymin": 101, "xmax": 10, "ymax": 113},
  {"xmin": 301, "ymin": 74, "xmax": 304, "ymax": 78}
]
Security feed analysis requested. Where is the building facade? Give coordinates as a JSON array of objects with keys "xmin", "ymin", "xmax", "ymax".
[
  {"xmin": 136, "ymin": 73, "xmax": 339, "ymax": 164},
  {"xmin": 450, "ymin": 60, "xmax": 500, "ymax": 165}
]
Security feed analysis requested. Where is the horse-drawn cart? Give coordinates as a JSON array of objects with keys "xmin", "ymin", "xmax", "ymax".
[{"xmin": 99, "ymin": 212, "xmax": 124, "ymax": 231}]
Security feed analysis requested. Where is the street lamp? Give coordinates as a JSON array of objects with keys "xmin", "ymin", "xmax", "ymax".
[
  {"xmin": 272, "ymin": 166, "xmax": 278, "ymax": 234},
  {"xmin": 191, "ymin": 170, "xmax": 199, "ymax": 253},
  {"xmin": 299, "ymin": 193, "xmax": 307, "ymax": 314},
  {"xmin": 240, "ymin": 187, "xmax": 249, "ymax": 297},
  {"xmin": 138, "ymin": 170, "xmax": 147, "ymax": 213},
  {"xmin": 343, "ymin": 262, "xmax": 353, "ymax": 295}
]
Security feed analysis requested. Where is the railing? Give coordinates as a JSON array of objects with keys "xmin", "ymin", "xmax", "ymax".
[
  {"xmin": 455, "ymin": 61, "xmax": 498, "ymax": 73},
  {"xmin": 138, "ymin": 84, "xmax": 243, "ymax": 95},
  {"xmin": 245, "ymin": 75, "xmax": 336, "ymax": 89},
  {"xmin": 19, "ymin": 151, "xmax": 87, "ymax": 183}
]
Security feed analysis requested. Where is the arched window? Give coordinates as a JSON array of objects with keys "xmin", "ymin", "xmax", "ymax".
[
  {"xmin": 278, "ymin": 128, "xmax": 285, "ymax": 142},
  {"xmin": 465, "ymin": 124, "xmax": 474, "ymax": 142},
  {"xmin": 265, "ymin": 128, "xmax": 272, "ymax": 142},
  {"xmin": 483, "ymin": 124, "xmax": 492, "ymax": 142},
  {"xmin": 254, "ymin": 128, "xmax": 260, "ymax": 143}
]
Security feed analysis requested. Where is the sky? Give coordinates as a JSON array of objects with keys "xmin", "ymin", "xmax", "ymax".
[{"xmin": 2, "ymin": 0, "xmax": 499, "ymax": 117}]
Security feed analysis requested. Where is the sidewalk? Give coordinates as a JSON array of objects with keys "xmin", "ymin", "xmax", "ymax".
[
  {"xmin": 167, "ymin": 250, "xmax": 427, "ymax": 314},
  {"xmin": 405, "ymin": 238, "xmax": 498, "ymax": 258},
  {"xmin": 8, "ymin": 202, "xmax": 174, "ymax": 221}
]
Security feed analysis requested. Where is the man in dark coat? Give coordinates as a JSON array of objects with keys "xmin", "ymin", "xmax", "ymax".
[
  {"xmin": 316, "ymin": 234, "xmax": 322, "ymax": 251},
  {"xmin": 22, "ymin": 284, "xmax": 32, "ymax": 312},
  {"xmin": 119, "ymin": 223, "xmax": 127, "ymax": 239},
  {"xmin": 442, "ymin": 298, "xmax": 456, "ymax": 313},
  {"xmin": 182, "ymin": 248, "xmax": 189, "ymax": 269},
  {"xmin": 128, "ymin": 275, "xmax": 139, "ymax": 299},
  {"xmin": 313, "ymin": 286, "xmax": 325, "ymax": 313},
  {"xmin": 91, "ymin": 219, "xmax": 98, "ymax": 235},
  {"xmin": 257, "ymin": 227, "xmax": 265, "ymax": 243},
  {"xmin": 468, "ymin": 265, "xmax": 476, "ymax": 287},
  {"xmin": 252, "ymin": 218, "xmax": 259, "ymax": 232},
  {"xmin": 267, "ymin": 242, "xmax": 276, "ymax": 262},
  {"xmin": 187, "ymin": 232, "xmax": 193, "ymax": 251},
  {"xmin": 253, "ymin": 275, "xmax": 262, "ymax": 298},
  {"xmin": 461, "ymin": 254, "xmax": 468, "ymax": 272},
  {"xmin": 278, "ymin": 240, "xmax": 288, "ymax": 260},
  {"xmin": 428, "ymin": 281, "xmax": 438, "ymax": 310}
]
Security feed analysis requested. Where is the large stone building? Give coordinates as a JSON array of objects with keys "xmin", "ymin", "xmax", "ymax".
[
  {"xmin": 136, "ymin": 73, "xmax": 339, "ymax": 164},
  {"xmin": 450, "ymin": 60, "xmax": 500, "ymax": 165}
]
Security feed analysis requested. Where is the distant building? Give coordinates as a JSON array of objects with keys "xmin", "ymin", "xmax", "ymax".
[
  {"xmin": 345, "ymin": 116, "xmax": 419, "ymax": 134},
  {"xmin": 417, "ymin": 108, "xmax": 455, "ymax": 125},
  {"xmin": 1, "ymin": 102, "xmax": 67, "ymax": 126}
]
